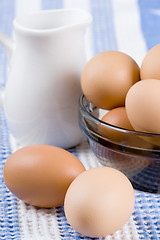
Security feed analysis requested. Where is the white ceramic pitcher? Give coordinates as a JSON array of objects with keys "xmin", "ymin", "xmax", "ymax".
[{"xmin": 0, "ymin": 8, "xmax": 92, "ymax": 148}]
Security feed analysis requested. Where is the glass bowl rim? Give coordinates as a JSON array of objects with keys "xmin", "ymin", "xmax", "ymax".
[{"xmin": 79, "ymin": 94, "xmax": 160, "ymax": 138}]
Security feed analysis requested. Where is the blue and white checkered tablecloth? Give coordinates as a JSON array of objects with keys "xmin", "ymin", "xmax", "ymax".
[{"xmin": 0, "ymin": 0, "xmax": 160, "ymax": 239}]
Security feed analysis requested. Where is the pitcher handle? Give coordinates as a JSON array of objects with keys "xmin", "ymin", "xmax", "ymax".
[
  {"xmin": 0, "ymin": 87, "xmax": 5, "ymax": 109},
  {"xmin": 0, "ymin": 30, "xmax": 15, "ymax": 109},
  {"xmin": 0, "ymin": 30, "xmax": 15, "ymax": 61}
]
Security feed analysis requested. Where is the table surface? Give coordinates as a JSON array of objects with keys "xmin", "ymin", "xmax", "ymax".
[{"xmin": 0, "ymin": 0, "xmax": 160, "ymax": 239}]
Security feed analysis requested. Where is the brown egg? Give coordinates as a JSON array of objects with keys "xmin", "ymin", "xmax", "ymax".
[
  {"xmin": 3, "ymin": 145, "xmax": 85, "ymax": 208},
  {"xmin": 99, "ymin": 106, "xmax": 153, "ymax": 149},
  {"xmin": 101, "ymin": 107, "xmax": 134, "ymax": 130},
  {"xmin": 125, "ymin": 79, "xmax": 160, "ymax": 134},
  {"xmin": 64, "ymin": 167, "xmax": 135, "ymax": 238},
  {"xmin": 98, "ymin": 107, "xmax": 134, "ymax": 145},
  {"xmin": 81, "ymin": 51, "xmax": 140, "ymax": 110},
  {"xmin": 140, "ymin": 44, "xmax": 160, "ymax": 80}
]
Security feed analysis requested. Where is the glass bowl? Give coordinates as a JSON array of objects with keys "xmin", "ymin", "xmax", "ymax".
[{"xmin": 79, "ymin": 94, "xmax": 160, "ymax": 193}]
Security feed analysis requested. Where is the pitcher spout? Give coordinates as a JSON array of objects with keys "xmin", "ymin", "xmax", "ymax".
[{"xmin": 0, "ymin": 30, "xmax": 15, "ymax": 63}]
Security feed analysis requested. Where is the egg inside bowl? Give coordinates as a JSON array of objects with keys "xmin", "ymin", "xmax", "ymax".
[{"xmin": 79, "ymin": 94, "xmax": 160, "ymax": 194}]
